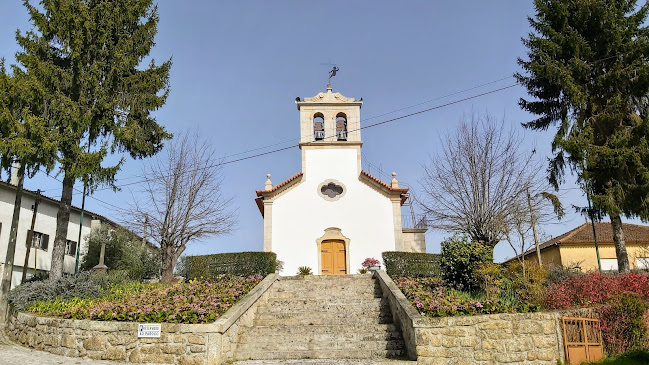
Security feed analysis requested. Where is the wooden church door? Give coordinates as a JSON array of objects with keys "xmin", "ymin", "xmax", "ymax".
[{"xmin": 321, "ymin": 240, "xmax": 346, "ymax": 275}]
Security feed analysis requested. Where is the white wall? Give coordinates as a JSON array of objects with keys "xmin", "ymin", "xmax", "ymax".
[
  {"xmin": 0, "ymin": 188, "xmax": 92, "ymax": 288},
  {"xmin": 271, "ymin": 148, "xmax": 396, "ymax": 276}
]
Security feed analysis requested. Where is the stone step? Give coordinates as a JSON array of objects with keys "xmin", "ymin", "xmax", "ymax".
[
  {"xmin": 238, "ymin": 327, "xmax": 403, "ymax": 344},
  {"xmin": 272, "ymin": 283, "xmax": 379, "ymax": 292},
  {"xmin": 234, "ymin": 360, "xmax": 414, "ymax": 364},
  {"xmin": 270, "ymin": 291, "xmax": 380, "ymax": 300},
  {"xmin": 280, "ymin": 275, "xmax": 373, "ymax": 281},
  {"xmin": 256, "ymin": 300, "xmax": 389, "ymax": 313},
  {"xmin": 255, "ymin": 308, "xmax": 390, "ymax": 321},
  {"xmin": 238, "ymin": 324, "xmax": 401, "ymax": 338},
  {"xmin": 254, "ymin": 316, "xmax": 394, "ymax": 326},
  {"xmin": 264, "ymin": 298, "xmax": 384, "ymax": 307},
  {"xmin": 236, "ymin": 339, "xmax": 404, "ymax": 352},
  {"xmin": 234, "ymin": 348, "xmax": 405, "ymax": 361}
]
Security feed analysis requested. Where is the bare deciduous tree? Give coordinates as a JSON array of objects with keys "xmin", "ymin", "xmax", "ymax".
[
  {"xmin": 128, "ymin": 132, "xmax": 235, "ymax": 282},
  {"xmin": 419, "ymin": 113, "xmax": 535, "ymax": 256}
]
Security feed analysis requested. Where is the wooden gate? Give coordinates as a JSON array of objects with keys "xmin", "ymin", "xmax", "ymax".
[{"xmin": 561, "ymin": 317, "xmax": 603, "ymax": 365}]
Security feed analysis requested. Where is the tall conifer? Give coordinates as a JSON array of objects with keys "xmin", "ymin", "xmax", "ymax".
[
  {"xmin": 516, "ymin": 0, "xmax": 649, "ymax": 272},
  {"xmin": 14, "ymin": 0, "xmax": 172, "ymax": 279}
]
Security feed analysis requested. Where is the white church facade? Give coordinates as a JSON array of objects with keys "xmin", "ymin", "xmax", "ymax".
[{"xmin": 255, "ymin": 85, "xmax": 426, "ymax": 275}]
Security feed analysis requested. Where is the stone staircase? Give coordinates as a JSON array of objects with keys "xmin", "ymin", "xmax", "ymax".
[{"xmin": 233, "ymin": 275, "xmax": 411, "ymax": 362}]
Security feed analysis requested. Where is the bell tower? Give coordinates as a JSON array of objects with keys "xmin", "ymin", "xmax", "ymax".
[{"xmin": 295, "ymin": 84, "xmax": 363, "ymax": 146}]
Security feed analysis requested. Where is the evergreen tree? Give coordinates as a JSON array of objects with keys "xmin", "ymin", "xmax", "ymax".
[
  {"xmin": 14, "ymin": 0, "xmax": 172, "ymax": 279},
  {"xmin": 0, "ymin": 61, "xmax": 57, "ymax": 307},
  {"xmin": 516, "ymin": 0, "xmax": 649, "ymax": 272}
]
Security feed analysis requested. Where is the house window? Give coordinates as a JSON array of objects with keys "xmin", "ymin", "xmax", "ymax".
[
  {"xmin": 26, "ymin": 230, "xmax": 49, "ymax": 252},
  {"xmin": 317, "ymin": 180, "xmax": 346, "ymax": 201},
  {"xmin": 66, "ymin": 240, "xmax": 77, "ymax": 256},
  {"xmin": 600, "ymin": 258, "xmax": 618, "ymax": 271},
  {"xmin": 636, "ymin": 257, "xmax": 649, "ymax": 270}
]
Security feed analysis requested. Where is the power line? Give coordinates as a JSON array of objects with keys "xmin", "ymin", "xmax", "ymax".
[{"xmin": 83, "ymin": 83, "xmax": 519, "ymax": 193}]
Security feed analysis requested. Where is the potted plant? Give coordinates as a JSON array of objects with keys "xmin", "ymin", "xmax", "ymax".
[{"xmin": 361, "ymin": 258, "xmax": 381, "ymax": 272}]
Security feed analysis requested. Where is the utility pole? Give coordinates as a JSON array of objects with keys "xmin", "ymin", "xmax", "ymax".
[
  {"xmin": 74, "ymin": 180, "xmax": 87, "ymax": 275},
  {"xmin": 0, "ymin": 161, "xmax": 25, "ymax": 323},
  {"xmin": 21, "ymin": 190, "xmax": 41, "ymax": 282},
  {"xmin": 587, "ymin": 192, "xmax": 602, "ymax": 272}
]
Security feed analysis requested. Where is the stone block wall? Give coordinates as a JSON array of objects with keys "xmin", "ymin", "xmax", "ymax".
[
  {"xmin": 415, "ymin": 312, "xmax": 567, "ymax": 364},
  {"xmin": 5, "ymin": 273, "xmax": 278, "ymax": 364},
  {"xmin": 7, "ymin": 313, "xmax": 210, "ymax": 364},
  {"xmin": 374, "ymin": 270, "xmax": 594, "ymax": 364}
]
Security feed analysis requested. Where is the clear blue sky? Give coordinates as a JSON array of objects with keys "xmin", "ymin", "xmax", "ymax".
[{"xmin": 0, "ymin": 1, "xmax": 614, "ymax": 262}]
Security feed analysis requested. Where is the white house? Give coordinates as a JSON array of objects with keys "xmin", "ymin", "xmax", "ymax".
[
  {"xmin": 255, "ymin": 85, "xmax": 426, "ymax": 275},
  {"xmin": 0, "ymin": 176, "xmax": 110, "ymax": 289}
]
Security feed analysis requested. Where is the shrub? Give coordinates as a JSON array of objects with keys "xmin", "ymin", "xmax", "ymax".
[
  {"xmin": 297, "ymin": 266, "xmax": 312, "ymax": 276},
  {"xmin": 440, "ymin": 235, "xmax": 491, "ymax": 291},
  {"xmin": 395, "ymin": 276, "xmax": 538, "ymax": 317},
  {"xmin": 382, "ymin": 251, "xmax": 441, "ymax": 277},
  {"xmin": 361, "ymin": 258, "xmax": 380, "ymax": 269},
  {"xmin": 546, "ymin": 264, "xmax": 582, "ymax": 286},
  {"xmin": 600, "ymin": 293, "xmax": 648, "ymax": 355},
  {"xmin": 545, "ymin": 272, "xmax": 649, "ymax": 309},
  {"xmin": 80, "ymin": 226, "xmax": 161, "ymax": 280},
  {"xmin": 6, "ymin": 271, "xmax": 131, "ymax": 311},
  {"xmin": 179, "ymin": 252, "xmax": 277, "ymax": 279}
]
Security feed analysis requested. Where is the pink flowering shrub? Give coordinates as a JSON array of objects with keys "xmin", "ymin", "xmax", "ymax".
[
  {"xmin": 30, "ymin": 275, "xmax": 263, "ymax": 324},
  {"xmin": 361, "ymin": 258, "xmax": 380, "ymax": 269},
  {"xmin": 545, "ymin": 272, "xmax": 649, "ymax": 309},
  {"xmin": 396, "ymin": 276, "xmax": 538, "ymax": 317}
]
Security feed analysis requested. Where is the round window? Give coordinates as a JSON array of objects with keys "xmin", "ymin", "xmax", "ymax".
[{"xmin": 317, "ymin": 180, "xmax": 346, "ymax": 201}]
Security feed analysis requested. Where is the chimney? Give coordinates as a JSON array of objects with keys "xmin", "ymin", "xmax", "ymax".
[{"xmin": 10, "ymin": 160, "xmax": 20, "ymax": 186}]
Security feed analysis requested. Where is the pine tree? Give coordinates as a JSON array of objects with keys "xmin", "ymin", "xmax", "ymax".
[
  {"xmin": 14, "ymin": 0, "xmax": 172, "ymax": 279},
  {"xmin": 516, "ymin": 0, "xmax": 649, "ymax": 272}
]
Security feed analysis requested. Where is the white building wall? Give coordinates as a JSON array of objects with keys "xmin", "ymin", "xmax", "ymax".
[
  {"xmin": 271, "ymin": 148, "xmax": 396, "ymax": 275},
  {"xmin": 0, "ymin": 188, "xmax": 93, "ymax": 288}
]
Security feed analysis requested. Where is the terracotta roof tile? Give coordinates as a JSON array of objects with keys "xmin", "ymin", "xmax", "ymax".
[
  {"xmin": 359, "ymin": 170, "xmax": 409, "ymax": 193},
  {"xmin": 255, "ymin": 172, "xmax": 304, "ymax": 196},
  {"xmin": 507, "ymin": 222, "xmax": 649, "ymax": 263}
]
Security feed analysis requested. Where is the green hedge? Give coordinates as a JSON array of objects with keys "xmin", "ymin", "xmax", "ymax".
[
  {"xmin": 382, "ymin": 251, "xmax": 441, "ymax": 277},
  {"xmin": 179, "ymin": 252, "xmax": 277, "ymax": 279}
]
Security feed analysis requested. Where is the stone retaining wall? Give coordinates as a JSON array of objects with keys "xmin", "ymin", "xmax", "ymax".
[
  {"xmin": 374, "ymin": 270, "xmax": 592, "ymax": 364},
  {"xmin": 5, "ymin": 273, "xmax": 278, "ymax": 365}
]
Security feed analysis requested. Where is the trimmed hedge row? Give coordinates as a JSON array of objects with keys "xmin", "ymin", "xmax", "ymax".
[
  {"xmin": 180, "ymin": 252, "xmax": 277, "ymax": 279},
  {"xmin": 382, "ymin": 251, "xmax": 441, "ymax": 277}
]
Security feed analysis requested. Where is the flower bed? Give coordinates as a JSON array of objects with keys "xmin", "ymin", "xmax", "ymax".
[
  {"xmin": 395, "ymin": 276, "xmax": 539, "ymax": 317},
  {"xmin": 25, "ymin": 275, "xmax": 263, "ymax": 324}
]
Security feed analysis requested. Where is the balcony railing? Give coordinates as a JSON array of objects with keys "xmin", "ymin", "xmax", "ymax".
[{"xmin": 402, "ymin": 214, "xmax": 427, "ymax": 230}]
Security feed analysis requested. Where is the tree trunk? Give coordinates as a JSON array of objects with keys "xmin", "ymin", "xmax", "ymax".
[
  {"xmin": 50, "ymin": 174, "xmax": 74, "ymax": 280},
  {"xmin": 526, "ymin": 188, "xmax": 542, "ymax": 265},
  {"xmin": 0, "ymin": 165, "xmax": 25, "ymax": 322},
  {"xmin": 161, "ymin": 245, "xmax": 176, "ymax": 283},
  {"xmin": 610, "ymin": 214, "xmax": 630, "ymax": 273}
]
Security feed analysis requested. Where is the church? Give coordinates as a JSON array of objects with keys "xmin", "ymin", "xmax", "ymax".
[{"xmin": 255, "ymin": 85, "xmax": 426, "ymax": 275}]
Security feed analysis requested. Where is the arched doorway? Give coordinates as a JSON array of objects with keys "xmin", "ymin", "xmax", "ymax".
[{"xmin": 316, "ymin": 228, "xmax": 350, "ymax": 275}]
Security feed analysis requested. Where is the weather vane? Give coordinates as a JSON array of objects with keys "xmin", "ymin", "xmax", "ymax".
[
  {"xmin": 328, "ymin": 66, "xmax": 339, "ymax": 82},
  {"xmin": 320, "ymin": 60, "xmax": 339, "ymax": 86}
]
